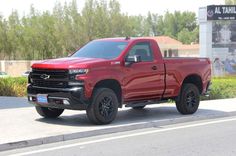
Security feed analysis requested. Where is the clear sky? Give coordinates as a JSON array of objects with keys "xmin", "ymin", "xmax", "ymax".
[{"xmin": 0, "ymin": 0, "xmax": 225, "ymax": 18}]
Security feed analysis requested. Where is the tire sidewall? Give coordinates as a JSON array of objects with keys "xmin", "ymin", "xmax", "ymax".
[
  {"xmin": 91, "ymin": 88, "xmax": 119, "ymax": 124},
  {"xmin": 35, "ymin": 106, "xmax": 64, "ymax": 118},
  {"xmin": 176, "ymin": 83, "xmax": 200, "ymax": 114}
]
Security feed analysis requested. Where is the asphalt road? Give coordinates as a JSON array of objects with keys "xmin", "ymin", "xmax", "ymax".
[
  {"xmin": 0, "ymin": 97, "xmax": 29, "ymax": 109},
  {"xmin": 2, "ymin": 116, "xmax": 236, "ymax": 156}
]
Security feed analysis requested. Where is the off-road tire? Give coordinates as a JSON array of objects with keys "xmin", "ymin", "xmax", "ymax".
[
  {"xmin": 35, "ymin": 106, "xmax": 64, "ymax": 118},
  {"xmin": 175, "ymin": 83, "xmax": 200, "ymax": 114},
  {"xmin": 86, "ymin": 88, "xmax": 119, "ymax": 125}
]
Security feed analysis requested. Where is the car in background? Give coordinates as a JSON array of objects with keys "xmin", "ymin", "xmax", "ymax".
[
  {"xmin": 22, "ymin": 71, "xmax": 31, "ymax": 77},
  {"xmin": 0, "ymin": 71, "xmax": 9, "ymax": 78}
]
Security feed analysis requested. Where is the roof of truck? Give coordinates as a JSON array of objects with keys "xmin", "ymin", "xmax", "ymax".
[{"xmin": 95, "ymin": 37, "xmax": 156, "ymax": 42}]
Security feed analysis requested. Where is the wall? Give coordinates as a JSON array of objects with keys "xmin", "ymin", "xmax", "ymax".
[{"xmin": 0, "ymin": 60, "xmax": 38, "ymax": 77}]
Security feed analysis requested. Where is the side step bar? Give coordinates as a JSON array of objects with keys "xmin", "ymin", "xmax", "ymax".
[{"xmin": 125, "ymin": 100, "xmax": 169, "ymax": 108}]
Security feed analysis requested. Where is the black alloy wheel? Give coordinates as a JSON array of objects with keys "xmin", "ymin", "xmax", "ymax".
[
  {"xmin": 86, "ymin": 88, "xmax": 119, "ymax": 125},
  {"xmin": 98, "ymin": 96, "xmax": 115, "ymax": 118},
  {"xmin": 175, "ymin": 83, "xmax": 200, "ymax": 114}
]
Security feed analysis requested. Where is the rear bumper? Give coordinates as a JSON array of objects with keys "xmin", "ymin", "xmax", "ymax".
[{"xmin": 27, "ymin": 85, "xmax": 90, "ymax": 110}]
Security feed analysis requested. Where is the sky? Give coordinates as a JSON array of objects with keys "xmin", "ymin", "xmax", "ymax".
[{"xmin": 0, "ymin": 0, "xmax": 225, "ymax": 18}]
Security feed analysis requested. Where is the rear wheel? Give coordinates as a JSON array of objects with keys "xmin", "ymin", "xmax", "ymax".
[
  {"xmin": 175, "ymin": 83, "xmax": 200, "ymax": 114},
  {"xmin": 86, "ymin": 88, "xmax": 119, "ymax": 125},
  {"xmin": 35, "ymin": 106, "xmax": 64, "ymax": 118}
]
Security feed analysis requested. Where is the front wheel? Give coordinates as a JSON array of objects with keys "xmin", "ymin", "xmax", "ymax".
[
  {"xmin": 86, "ymin": 88, "xmax": 119, "ymax": 125},
  {"xmin": 35, "ymin": 106, "xmax": 64, "ymax": 118},
  {"xmin": 175, "ymin": 83, "xmax": 200, "ymax": 114}
]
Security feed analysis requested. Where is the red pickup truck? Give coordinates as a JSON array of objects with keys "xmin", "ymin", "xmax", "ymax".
[{"xmin": 28, "ymin": 37, "xmax": 211, "ymax": 124}]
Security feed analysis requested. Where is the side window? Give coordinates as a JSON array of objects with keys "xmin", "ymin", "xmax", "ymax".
[{"xmin": 127, "ymin": 42, "xmax": 154, "ymax": 62}]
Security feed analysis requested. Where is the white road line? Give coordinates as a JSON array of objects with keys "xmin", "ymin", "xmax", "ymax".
[{"xmin": 10, "ymin": 117, "xmax": 236, "ymax": 156}]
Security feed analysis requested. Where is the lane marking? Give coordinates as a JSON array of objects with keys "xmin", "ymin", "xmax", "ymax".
[{"xmin": 10, "ymin": 117, "xmax": 236, "ymax": 156}]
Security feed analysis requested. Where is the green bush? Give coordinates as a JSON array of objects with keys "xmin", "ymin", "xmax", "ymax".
[
  {"xmin": 202, "ymin": 77, "xmax": 236, "ymax": 100},
  {"xmin": 0, "ymin": 77, "xmax": 27, "ymax": 97}
]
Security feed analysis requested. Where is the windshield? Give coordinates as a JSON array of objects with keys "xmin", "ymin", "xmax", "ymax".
[{"xmin": 72, "ymin": 41, "xmax": 128, "ymax": 59}]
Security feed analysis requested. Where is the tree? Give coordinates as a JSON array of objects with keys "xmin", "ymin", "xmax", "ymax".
[
  {"xmin": 0, "ymin": 16, "xmax": 8, "ymax": 59},
  {"xmin": 146, "ymin": 12, "xmax": 163, "ymax": 36},
  {"xmin": 7, "ymin": 11, "xmax": 21, "ymax": 59},
  {"xmin": 81, "ymin": 0, "xmax": 96, "ymax": 42},
  {"xmin": 177, "ymin": 27, "xmax": 199, "ymax": 44},
  {"xmin": 0, "ymin": 0, "xmax": 199, "ymax": 60}
]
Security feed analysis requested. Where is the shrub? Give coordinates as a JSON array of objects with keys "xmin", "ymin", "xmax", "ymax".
[
  {"xmin": 201, "ymin": 77, "xmax": 236, "ymax": 100},
  {"xmin": 0, "ymin": 77, "xmax": 27, "ymax": 97}
]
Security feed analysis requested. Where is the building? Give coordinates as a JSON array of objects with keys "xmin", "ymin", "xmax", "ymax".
[
  {"xmin": 0, "ymin": 60, "xmax": 35, "ymax": 77},
  {"xmin": 148, "ymin": 36, "xmax": 199, "ymax": 57}
]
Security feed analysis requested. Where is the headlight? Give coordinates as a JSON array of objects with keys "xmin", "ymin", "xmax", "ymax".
[{"xmin": 69, "ymin": 69, "xmax": 89, "ymax": 75}]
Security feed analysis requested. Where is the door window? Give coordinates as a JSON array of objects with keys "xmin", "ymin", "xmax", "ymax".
[{"xmin": 127, "ymin": 42, "xmax": 153, "ymax": 62}]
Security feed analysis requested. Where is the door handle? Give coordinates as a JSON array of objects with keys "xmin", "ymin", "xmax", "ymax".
[{"xmin": 152, "ymin": 66, "xmax": 157, "ymax": 70}]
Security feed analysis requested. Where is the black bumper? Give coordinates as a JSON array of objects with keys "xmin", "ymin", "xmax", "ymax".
[{"xmin": 27, "ymin": 85, "xmax": 90, "ymax": 110}]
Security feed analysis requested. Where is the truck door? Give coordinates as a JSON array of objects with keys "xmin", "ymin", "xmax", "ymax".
[{"xmin": 123, "ymin": 41, "xmax": 165, "ymax": 101}]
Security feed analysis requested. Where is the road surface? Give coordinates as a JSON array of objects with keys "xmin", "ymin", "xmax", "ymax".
[{"xmin": 2, "ymin": 116, "xmax": 236, "ymax": 156}]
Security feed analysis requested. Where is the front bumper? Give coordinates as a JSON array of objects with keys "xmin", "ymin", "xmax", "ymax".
[{"xmin": 27, "ymin": 85, "xmax": 90, "ymax": 110}]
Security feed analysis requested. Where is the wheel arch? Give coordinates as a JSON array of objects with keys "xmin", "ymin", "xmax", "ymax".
[
  {"xmin": 93, "ymin": 79, "xmax": 122, "ymax": 107},
  {"xmin": 181, "ymin": 74, "xmax": 203, "ymax": 94}
]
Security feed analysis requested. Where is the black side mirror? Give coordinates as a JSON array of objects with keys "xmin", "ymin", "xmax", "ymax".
[{"xmin": 125, "ymin": 55, "xmax": 141, "ymax": 66}]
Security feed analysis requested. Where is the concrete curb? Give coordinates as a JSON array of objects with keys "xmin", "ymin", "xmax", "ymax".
[{"xmin": 1, "ymin": 111, "xmax": 236, "ymax": 152}]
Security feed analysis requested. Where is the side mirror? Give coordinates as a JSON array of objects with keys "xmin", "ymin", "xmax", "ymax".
[{"xmin": 125, "ymin": 55, "xmax": 141, "ymax": 66}]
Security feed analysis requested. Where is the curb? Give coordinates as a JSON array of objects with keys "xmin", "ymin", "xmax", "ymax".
[{"xmin": 1, "ymin": 111, "xmax": 236, "ymax": 152}]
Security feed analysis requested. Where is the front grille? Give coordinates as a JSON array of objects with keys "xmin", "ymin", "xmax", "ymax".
[
  {"xmin": 31, "ymin": 68, "xmax": 69, "ymax": 88},
  {"xmin": 33, "ymin": 80, "xmax": 68, "ymax": 88}
]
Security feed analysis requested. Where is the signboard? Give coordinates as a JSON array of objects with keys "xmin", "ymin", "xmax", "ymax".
[
  {"xmin": 207, "ymin": 5, "xmax": 236, "ymax": 20},
  {"xmin": 212, "ymin": 21, "xmax": 236, "ymax": 76}
]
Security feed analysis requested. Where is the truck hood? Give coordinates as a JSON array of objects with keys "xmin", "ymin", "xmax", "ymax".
[{"xmin": 32, "ymin": 57, "xmax": 109, "ymax": 69}]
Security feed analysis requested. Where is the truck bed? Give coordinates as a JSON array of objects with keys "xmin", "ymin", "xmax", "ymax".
[{"xmin": 163, "ymin": 57, "xmax": 211, "ymax": 98}]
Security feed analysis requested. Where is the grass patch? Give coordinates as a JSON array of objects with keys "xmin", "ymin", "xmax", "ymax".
[
  {"xmin": 202, "ymin": 77, "xmax": 236, "ymax": 100},
  {"xmin": 0, "ymin": 77, "xmax": 27, "ymax": 97}
]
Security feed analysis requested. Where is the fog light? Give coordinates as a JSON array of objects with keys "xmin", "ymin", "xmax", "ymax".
[
  {"xmin": 68, "ymin": 81, "xmax": 84, "ymax": 86},
  {"xmin": 63, "ymin": 100, "xmax": 70, "ymax": 105},
  {"xmin": 29, "ymin": 96, "xmax": 33, "ymax": 101}
]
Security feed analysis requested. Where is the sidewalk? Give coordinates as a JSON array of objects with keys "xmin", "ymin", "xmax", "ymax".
[{"xmin": 0, "ymin": 97, "xmax": 236, "ymax": 151}]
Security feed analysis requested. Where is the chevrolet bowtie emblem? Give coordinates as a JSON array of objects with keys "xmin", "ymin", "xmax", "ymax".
[{"xmin": 40, "ymin": 74, "xmax": 50, "ymax": 80}]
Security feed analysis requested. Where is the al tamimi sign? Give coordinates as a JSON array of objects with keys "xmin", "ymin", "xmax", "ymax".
[{"xmin": 207, "ymin": 5, "xmax": 236, "ymax": 20}]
